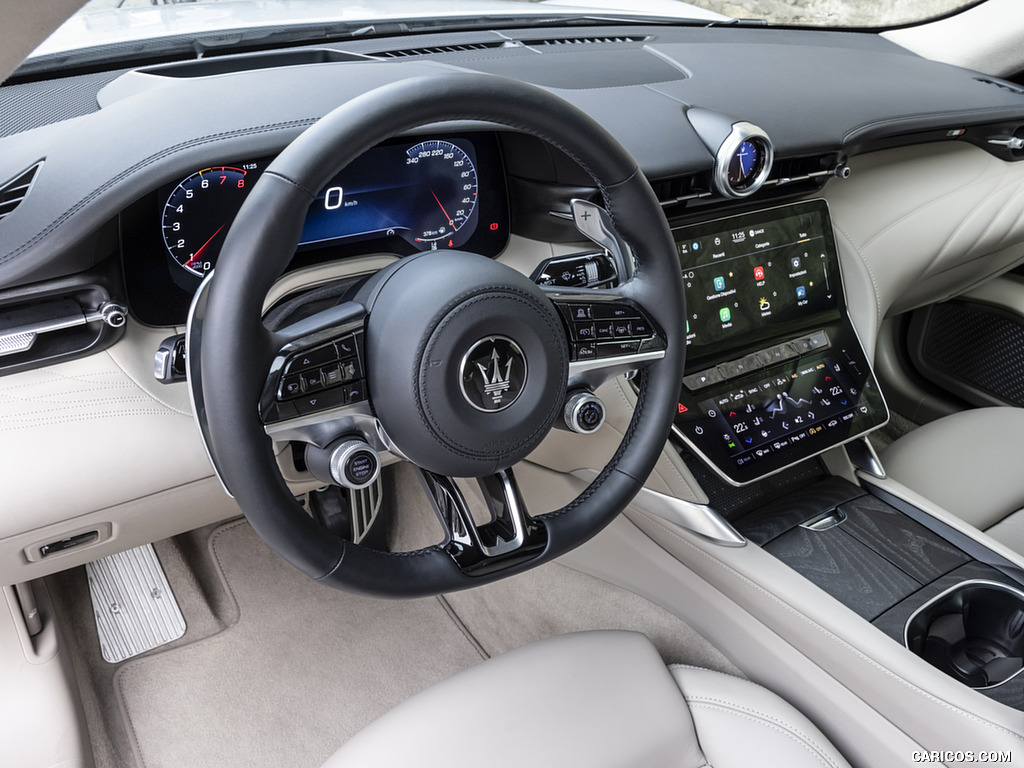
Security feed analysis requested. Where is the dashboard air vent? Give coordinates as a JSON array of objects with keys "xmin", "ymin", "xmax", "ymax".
[
  {"xmin": 652, "ymin": 173, "xmax": 711, "ymax": 208},
  {"xmin": 375, "ymin": 41, "xmax": 506, "ymax": 58},
  {"xmin": 0, "ymin": 162, "xmax": 42, "ymax": 223},
  {"xmin": 522, "ymin": 35, "xmax": 648, "ymax": 47},
  {"xmin": 763, "ymin": 154, "xmax": 837, "ymax": 188},
  {"xmin": 651, "ymin": 154, "xmax": 839, "ymax": 215}
]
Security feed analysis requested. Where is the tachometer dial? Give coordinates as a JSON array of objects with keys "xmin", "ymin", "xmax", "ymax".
[
  {"xmin": 162, "ymin": 166, "xmax": 250, "ymax": 277},
  {"xmin": 406, "ymin": 140, "xmax": 478, "ymax": 244}
]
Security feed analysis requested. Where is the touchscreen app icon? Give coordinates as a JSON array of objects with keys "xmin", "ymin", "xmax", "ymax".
[
  {"xmin": 713, "ymin": 276, "xmax": 725, "ymax": 291},
  {"xmin": 791, "ymin": 256, "xmax": 802, "ymax": 270},
  {"xmin": 796, "ymin": 285, "xmax": 807, "ymax": 299},
  {"xmin": 719, "ymin": 307, "xmax": 732, "ymax": 323},
  {"xmin": 754, "ymin": 266, "xmax": 765, "ymax": 281}
]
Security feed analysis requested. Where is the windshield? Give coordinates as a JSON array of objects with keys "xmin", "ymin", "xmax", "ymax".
[
  {"xmin": 684, "ymin": 0, "xmax": 977, "ymax": 26},
  {"xmin": 77, "ymin": 0, "xmax": 980, "ymax": 27},
  {"xmin": 28, "ymin": 0, "xmax": 981, "ymax": 72}
]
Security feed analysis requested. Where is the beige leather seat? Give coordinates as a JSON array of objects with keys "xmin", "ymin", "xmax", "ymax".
[
  {"xmin": 882, "ymin": 407, "xmax": 1024, "ymax": 552},
  {"xmin": 322, "ymin": 630, "xmax": 850, "ymax": 768}
]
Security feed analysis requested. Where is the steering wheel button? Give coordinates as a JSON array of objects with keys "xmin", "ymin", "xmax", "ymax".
[
  {"xmin": 596, "ymin": 340, "xmax": 640, "ymax": 358},
  {"xmin": 279, "ymin": 374, "xmax": 303, "ymax": 400},
  {"xmin": 285, "ymin": 344, "xmax": 339, "ymax": 374},
  {"xmin": 322, "ymin": 365, "xmax": 344, "ymax": 387},
  {"xmin": 591, "ymin": 303, "xmax": 634, "ymax": 320},
  {"xmin": 295, "ymin": 386, "xmax": 348, "ymax": 415},
  {"xmin": 630, "ymin": 319, "xmax": 651, "ymax": 337},
  {"xmin": 300, "ymin": 369, "xmax": 325, "ymax": 392},
  {"xmin": 343, "ymin": 381, "xmax": 365, "ymax": 404},
  {"xmin": 595, "ymin": 322, "xmax": 615, "ymax": 339},
  {"xmin": 612, "ymin": 321, "xmax": 631, "ymax": 338},
  {"xmin": 335, "ymin": 336, "xmax": 358, "ymax": 358},
  {"xmin": 572, "ymin": 322, "xmax": 596, "ymax": 340},
  {"xmin": 574, "ymin": 343, "xmax": 597, "ymax": 360},
  {"xmin": 566, "ymin": 304, "xmax": 592, "ymax": 321},
  {"xmin": 340, "ymin": 358, "xmax": 361, "ymax": 383}
]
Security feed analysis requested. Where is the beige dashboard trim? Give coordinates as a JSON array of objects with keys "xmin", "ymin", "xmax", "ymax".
[{"xmin": 823, "ymin": 142, "xmax": 1024, "ymax": 357}]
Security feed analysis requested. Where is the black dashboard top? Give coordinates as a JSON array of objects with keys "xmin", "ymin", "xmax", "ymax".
[{"xmin": 1, "ymin": 23, "xmax": 1024, "ymax": 292}]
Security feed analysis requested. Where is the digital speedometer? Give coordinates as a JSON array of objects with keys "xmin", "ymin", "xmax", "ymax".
[{"xmin": 404, "ymin": 140, "xmax": 478, "ymax": 243}]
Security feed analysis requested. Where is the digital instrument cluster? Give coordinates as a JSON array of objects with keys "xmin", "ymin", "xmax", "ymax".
[
  {"xmin": 123, "ymin": 133, "xmax": 508, "ymax": 326},
  {"xmin": 673, "ymin": 200, "xmax": 888, "ymax": 485}
]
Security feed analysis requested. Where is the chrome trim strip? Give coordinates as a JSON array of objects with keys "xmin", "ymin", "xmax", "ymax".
[
  {"xmin": 800, "ymin": 508, "xmax": 847, "ymax": 531},
  {"xmin": 0, "ymin": 301, "xmax": 126, "ymax": 358},
  {"xmin": 568, "ymin": 349, "xmax": 665, "ymax": 377},
  {"xmin": 845, "ymin": 436, "xmax": 886, "ymax": 479},
  {"xmin": 573, "ymin": 468, "xmax": 745, "ymax": 547},
  {"xmin": 632, "ymin": 485, "xmax": 746, "ymax": 546}
]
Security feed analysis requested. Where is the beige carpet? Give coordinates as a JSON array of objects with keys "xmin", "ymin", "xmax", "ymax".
[
  {"xmin": 102, "ymin": 507, "xmax": 738, "ymax": 768},
  {"xmin": 114, "ymin": 520, "xmax": 486, "ymax": 768}
]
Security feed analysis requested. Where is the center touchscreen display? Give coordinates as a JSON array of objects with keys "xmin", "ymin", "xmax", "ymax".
[
  {"xmin": 680, "ymin": 202, "xmax": 842, "ymax": 366},
  {"xmin": 672, "ymin": 199, "xmax": 888, "ymax": 485}
]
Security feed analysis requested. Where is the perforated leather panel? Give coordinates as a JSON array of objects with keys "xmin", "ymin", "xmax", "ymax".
[
  {"xmin": 917, "ymin": 301, "xmax": 1024, "ymax": 406},
  {"xmin": 0, "ymin": 70, "xmax": 125, "ymax": 137}
]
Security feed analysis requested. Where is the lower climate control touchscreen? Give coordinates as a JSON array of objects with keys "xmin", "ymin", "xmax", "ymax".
[{"xmin": 673, "ymin": 200, "xmax": 888, "ymax": 485}]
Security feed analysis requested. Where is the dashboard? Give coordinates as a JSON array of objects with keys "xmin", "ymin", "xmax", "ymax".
[{"xmin": 4, "ymin": 19, "xmax": 1024, "ymax": 580}]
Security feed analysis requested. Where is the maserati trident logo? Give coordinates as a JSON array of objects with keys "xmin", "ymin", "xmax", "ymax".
[
  {"xmin": 480, "ymin": 348, "xmax": 514, "ymax": 401},
  {"xmin": 459, "ymin": 336, "xmax": 527, "ymax": 412}
]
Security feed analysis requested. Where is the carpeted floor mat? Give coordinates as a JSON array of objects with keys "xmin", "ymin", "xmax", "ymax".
[{"xmin": 114, "ymin": 520, "xmax": 486, "ymax": 768}]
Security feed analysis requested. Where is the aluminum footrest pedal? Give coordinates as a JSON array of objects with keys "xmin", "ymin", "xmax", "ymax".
[{"xmin": 86, "ymin": 543, "xmax": 186, "ymax": 663}]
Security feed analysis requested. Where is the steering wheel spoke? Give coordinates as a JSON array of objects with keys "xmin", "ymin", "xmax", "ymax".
[
  {"xmin": 546, "ymin": 288, "xmax": 668, "ymax": 391},
  {"xmin": 420, "ymin": 468, "xmax": 548, "ymax": 576}
]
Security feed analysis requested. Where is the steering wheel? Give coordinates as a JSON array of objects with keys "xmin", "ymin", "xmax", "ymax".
[{"xmin": 190, "ymin": 73, "xmax": 685, "ymax": 598}]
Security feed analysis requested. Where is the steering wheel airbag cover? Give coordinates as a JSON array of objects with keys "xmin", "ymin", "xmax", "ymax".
[{"xmin": 364, "ymin": 250, "xmax": 569, "ymax": 477}]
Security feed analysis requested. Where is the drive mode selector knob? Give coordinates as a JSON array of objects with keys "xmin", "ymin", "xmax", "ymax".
[
  {"xmin": 563, "ymin": 391, "xmax": 606, "ymax": 434},
  {"xmin": 306, "ymin": 438, "xmax": 380, "ymax": 490}
]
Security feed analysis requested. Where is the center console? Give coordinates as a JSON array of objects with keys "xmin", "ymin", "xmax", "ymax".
[
  {"xmin": 664, "ymin": 199, "xmax": 1024, "ymax": 711},
  {"xmin": 672, "ymin": 200, "xmax": 888, "ymax": 485},
  {"xmin": 717, "ymin": 473, "xmax": 1024, "ymax": 709}
]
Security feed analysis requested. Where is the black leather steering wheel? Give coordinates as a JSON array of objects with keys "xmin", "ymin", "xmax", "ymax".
[{"xmin": 193, "ymin": 73, "xmax": 685, "ymax": 598}]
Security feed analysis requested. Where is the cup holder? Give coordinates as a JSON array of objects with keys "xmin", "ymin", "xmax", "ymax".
[{"xmin": 905, "ymin": 580, "xmax": 1024, "ymax": 689}]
